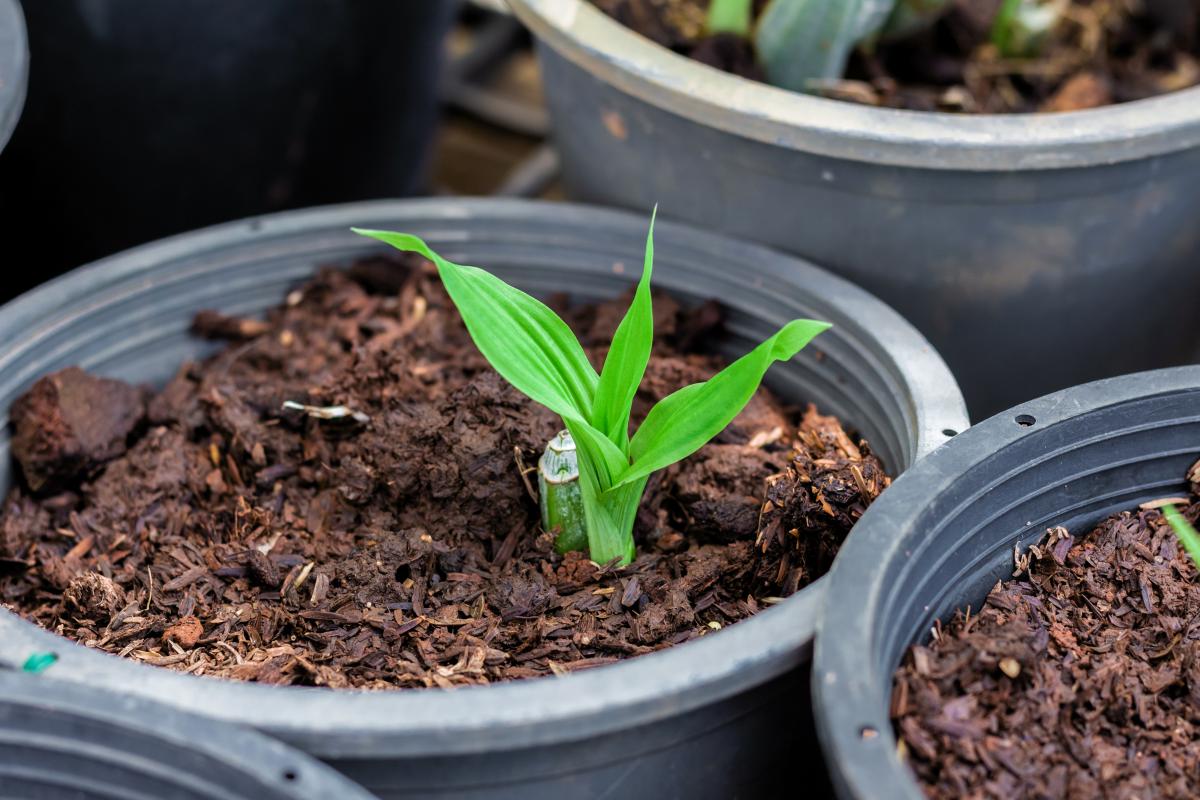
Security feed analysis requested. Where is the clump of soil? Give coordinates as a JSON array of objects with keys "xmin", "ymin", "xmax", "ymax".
[
  {"xmin": 892, "ymin": 464, "xmax": 1200, "ymax": 798},
  {"xmin": 594, "ymin": 0, "xmax": 1200, "ymax": 113},
  {"xmin": 0, "ymin": 254, "xmax": 888, "ymax": 689}
]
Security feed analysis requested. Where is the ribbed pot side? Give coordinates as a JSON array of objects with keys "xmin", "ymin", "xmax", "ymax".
[{"xmin": 812, "ymin": 367, "xmax": 1200, "ymax": 799}]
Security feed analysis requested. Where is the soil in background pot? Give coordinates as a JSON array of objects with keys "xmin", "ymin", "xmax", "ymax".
[
  {"xmin": 594, "ymin": 0, "xmax": 1200, "ymax": 113},
  {"xmin": 891, "ymin": 463, "xmax": 1200, "ymax": 798},
  {"xmin": 0, "ymin": 254, "xmax": 889, "ymax": 689}
]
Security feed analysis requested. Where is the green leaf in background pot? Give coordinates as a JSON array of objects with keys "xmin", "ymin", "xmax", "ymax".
[
  {"xmin": 1164, "ymin": 504, "xmax": 1200, "ymax": 572},
  {"xmin": 707, "ymin": 0, "xmax": 753, "ymax": 36},
  {"xmin": 755, "ymin": 0, "xmax": 897, "ymax": 91}
]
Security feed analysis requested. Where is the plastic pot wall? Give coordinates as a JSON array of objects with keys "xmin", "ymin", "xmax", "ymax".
[
  {"xmin": 811, "ymin": 366, "xmax": 1200, "ymax": 799},
  {"xmin": 0, "ymin": 0, "xmax": 455, "ymax": 295},
  {"xmin": 0, "ymin": 199, "xmax": 967, "ymax": 799},
  {"xmin": 0, "ymin": 671, "xmax": 375, "ymax": 799},
  {"xmin": 508, "ymin": 0, "xmax": 1200, "ymax": 420},
  {"xmin": 0, "ymin": 0, "xmax": 26, "ymax": 153}
]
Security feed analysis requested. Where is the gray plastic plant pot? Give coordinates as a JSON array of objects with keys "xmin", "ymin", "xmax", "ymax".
[
  {"xmin": 0, "ymin": 0, "xmax": 26, "ymax": 153},
  {"xmin": 0, "ymin": 670, "xmax": 376, "ymax": 799},
  {"xmin": 0, "ymin": 198, "xmax": 966, "ymax": 800},
  {"xmin": 507, "ymin": 0, "xmax": 1200, "ymax": 420},
  {"xmin": 0, "ymin": 0, "xmax": 457, "ymax": 291},
  {"xmin": 810, "ymin": 366, "xmax": 1200, "ymax": 799}
]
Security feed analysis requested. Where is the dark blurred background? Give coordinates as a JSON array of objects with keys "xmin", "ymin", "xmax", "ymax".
[{"xmin": 0, "ymin": 0, "xmax": 556, "ymax": 303}]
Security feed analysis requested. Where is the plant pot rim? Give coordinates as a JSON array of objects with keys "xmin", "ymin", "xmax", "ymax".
[
  {"xmin": 0, "ymin": 0, "xmax": 27, "ymax": 153},
  {"xmin": 0, "ymin": 197, "xmax": 967, "ymax": 760},
  {"xmin": 811, "ymin": 365, "xmax": 1200, "ymax": 800},
  {"xmin": 0, "ymin": 672, "xmax": 377, "ymax": 799},
  {"xmin": 508, "ymin": 0, "xmax": 1200, "ymax": 172}
]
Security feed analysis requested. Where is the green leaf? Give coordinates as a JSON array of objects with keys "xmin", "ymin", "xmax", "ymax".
[
  {"xmin": 755, "ymin": 0, "xmax": 897, "ymax": 91},
  {"xmin": 707, "ymin": 0, "xmax": 753, "ymax": 36},
  {"xmin": 612, "ymin": 318, "xmax": 830, "ymax": 489},
  {"xmin": 990, "ymin": 0, "xmax": 1060, "ymax": 58},
  {"xmin": 570, "ymin": 437, "xmax": 644, "ymax": 565},
  {"xmin": 1163, "ymin": 504, "xmax": 1200, "ymax": 572},
  {"xmin": 353, "ymin": 229, "xmax": 598, "ymax": 421},
  {"xmin": 591, "ymin": 209, "xmax": 656, "ymax": 450}
]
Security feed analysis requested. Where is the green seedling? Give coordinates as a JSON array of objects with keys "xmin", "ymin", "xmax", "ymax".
[
  {"xmin": 1163, "ymin": 504, "xmax": 1200, "ymax": 572},
  {"xmin": 991, "ymin": 0, "xmax": 1064, "ymax": 58},
  {"xmin": 354, "ymin": 212, "xmax": 829, "ymax": 566}
]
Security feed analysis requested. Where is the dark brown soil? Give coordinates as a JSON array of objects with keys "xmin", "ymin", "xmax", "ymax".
[
  {"xmin": 892, "ymin": 464, "xmax": 1200, "ymax": 798},
  {"xmin": 0, "ymin": 254, "xmax": 888, "ymax": 689},
  {"xmin": 594, "ymin": 0, "xmax": 1200, "ymax": 113}
]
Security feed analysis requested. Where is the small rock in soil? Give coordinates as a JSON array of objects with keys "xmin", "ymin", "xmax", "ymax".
[{"xmin": 11, "ymin": 367, "xmax": 145, "ymax": 493}]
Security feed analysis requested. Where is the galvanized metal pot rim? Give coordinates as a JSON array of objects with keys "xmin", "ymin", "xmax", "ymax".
[
  {"xmin": 0, "ymin": 198, "xmax": 967, "ymax": 760},
  {"xmin": 811, "ymin": 365, "xmax": 1200, "ymax": 800},
  {"xmin": 508, "ymin": 0, "xmax": 1200, "ymax": 171},
  {"xmin": 0, "ymin": 0, "xmax": 27, "ymax": 153}
]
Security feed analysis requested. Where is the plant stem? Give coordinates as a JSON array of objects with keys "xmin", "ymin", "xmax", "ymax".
[{"xmin": 539, "ymin": 430, "xmax": 587, "ymax": 554}]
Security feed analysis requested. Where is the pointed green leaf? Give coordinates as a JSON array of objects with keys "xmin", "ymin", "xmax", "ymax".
[
  {"xmin": 592, "ymin": 209, "xmax": 656, "ymax": 449},
  {"xmin": 353, "ymin": 229, "xmax": 598, "ymax": 420},
  {"xmin": 1164, "ymin": 504, "xmax": 1200, "ymax": 572},
  {"xmin": 755, "ymin": 0, "xmax": 896, "ymax": 91},
  {"xmin": 611, "ymin": 319, "xmax": 831, "ymax": 489}
]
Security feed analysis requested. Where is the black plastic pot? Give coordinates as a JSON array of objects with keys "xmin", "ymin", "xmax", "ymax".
[
  {"xmin": 0, "ymin": 0, "xmax": 455, "ymax": 295},
  {"xmin": 0, "ymin": 671, "xmax": 375, "ymax": 799},
  {"xmin": 0, "ymin": 0, "xmax": 25, "ymax": 153},
  {"xmin": 0, "ymin": 199, "xmax": 967, "ymax": 799},
  {"xmin": 508, "ymin": 0, "xmax": 1200, "ymax": 420},
  {"xmin": 811, "ymin": 367, "xmax": 1200, "ymax": 799}
]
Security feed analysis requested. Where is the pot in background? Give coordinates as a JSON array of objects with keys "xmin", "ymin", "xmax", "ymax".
[
  {"xmin": 0, "ymin": 0, "xmax": 456, "ymax": 296},
  {"xmin": 0, "ymin": 671, "xmax": 375, "ymax": 799},
  {"xmin": 0, "ymin": 0, "xmax": 26, "ymax": 153},
  {"xmin": 508, "ymin": 0, "xmax": 1200, "ymax": 419},
  {"xmin": 0, "ymin": 198, "xmax": 966, "ymax": 799},
  {"xmin": 812, "ymin": 367, "xmax": 1200, "ymax": 799}
]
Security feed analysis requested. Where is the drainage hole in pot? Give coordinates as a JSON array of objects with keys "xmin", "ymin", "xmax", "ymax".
[
  {"xmin": 1015, "ymin": 414, "xmax": 1036, "ymax": 427},
  {"xmin": 860, "ymin": 726, "xmax": 879, "ymax": 740},
  {"xmin": 942, "ymin": 429, "xmax": 958, "ymax": 437},
  {"xmin": 282, "ymin": 770, "xmax": 298, "ymax": 782}
]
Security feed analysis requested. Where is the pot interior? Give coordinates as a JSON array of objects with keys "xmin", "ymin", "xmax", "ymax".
[{"xmin": 815, "ymin": 368, "xmax": 1200, "ymax": 798}]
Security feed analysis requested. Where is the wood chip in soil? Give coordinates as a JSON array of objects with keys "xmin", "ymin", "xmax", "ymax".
[{"xmin": 892, "ymin": 462, "xmax": 1200, "ymax": 798}]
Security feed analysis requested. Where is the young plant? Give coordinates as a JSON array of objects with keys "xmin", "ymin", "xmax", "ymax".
[
  {"xmin": 1163, "ymin": 504, "xmax": 1200, "ymax": 572},
  {"xmin": 706, "ymin": 0, "xmax": 951, "ymax": 93},
  {"xmin": 353, "ymin": 214, "xmax": 829, "ymax": 566},
  {"xmin": 991, "ymin": 0, "xmax": 1064, "ymax": 59}
]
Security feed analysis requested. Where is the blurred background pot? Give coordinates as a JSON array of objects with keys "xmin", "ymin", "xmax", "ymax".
[
  {"xmin": 0, "ymin": 199, "xmax": 966, "ymax": 799},
  {"xmin": 0, "ymin": 671, "xmax": 375, "ymax": 799},
  {"xmin": 0, "ymin": 0, "xmax": 26, "ymax": 153},
  {"xmin": 508, "ymin": 0, "xmax": 1200, "ymax": 420},
  {"xmin": 811, "ymin": 367, "xmax": 1200, "ymax": 799},
  {"xmin": 0, "ymin": 0, "xmax": 456, "ymax": 298}
]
